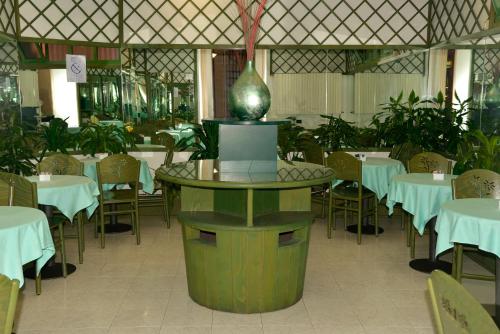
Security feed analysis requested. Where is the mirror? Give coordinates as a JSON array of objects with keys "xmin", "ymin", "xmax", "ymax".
[{"xmin": 0, "ymin": 39, "xmax": 20, "ymax": 125}]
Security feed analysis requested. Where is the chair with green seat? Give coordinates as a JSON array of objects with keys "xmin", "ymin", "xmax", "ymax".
[
  {"xmin": 325, "ymin": 151, "xmax": 378, "ymax": 244},
  {"xmin": 0, "ymin": 172, "xmax": 61, "ymax": 294},
  {"xmin": 301, "ymin": 140, "xmax": 328, "ymax": 217},
  {"xmin": 37, "ymin": 153, "xmax": 85, "ymax": 264},
  {"xmin": 451, "ymin": 169, "xmax": 500, "ymax": 283},
  {"xmin": 0, "ymin": 274, "xmax": 20, "ymax": 334},
  {"xmin": 140, "ymin": 132, "xmax": 176, "ymax": 227},
  {"xmin": 407, "ymin": 152, "xmax": 452, "ymax": 257},
  {"xmin": 96, "ymin": 154, "xmax": 141, "ymax": 248},
  {"xmin": 427, "ymin": 270, "xmax": 499, "ymax": 334}
]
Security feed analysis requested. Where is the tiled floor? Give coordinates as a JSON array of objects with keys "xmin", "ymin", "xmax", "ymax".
[{"xmin": 14, "ymin": 206, "xmax": 495, "ymax": 334}]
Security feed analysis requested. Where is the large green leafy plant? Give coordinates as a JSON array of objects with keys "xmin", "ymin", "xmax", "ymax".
[
  {"xmin": 312, "ymin": 114, "xmax": 358, "ymax": 150},
  {"xmin": 454, "ymin": 130, "xmax": 500, "ymax": 174},
  {"xmin": 39, "ymin": 117, "xmax": 77, "ymax": 155},
  {"xmin": 277, "ymin": 117, "xmax": 311, "ymax": 161},
  {"xmin": 177, "ymin": 122, "xmax": 219, "ymax": 160},
  {"xmin": 79, "ymin": 123, "xmax": 131, "ymax": 156}
]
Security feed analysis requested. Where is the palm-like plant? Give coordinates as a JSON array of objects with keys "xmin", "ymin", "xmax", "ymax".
[
  {"xmin": 79, "ymin": 123, "xmax": 129, "ymax": 157},
  {"xmin": 177, "ymin": 122, "xmax": 219, "ymax": 160}
]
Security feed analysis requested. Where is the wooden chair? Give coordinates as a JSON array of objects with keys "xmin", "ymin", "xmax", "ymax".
[
  {"xmin": 389, "ymin": 142, "xmax": 422, "ymax": 172},
  {"xmin": 0, "ymin": 172, "xmax": 54, "ymax": 294},
  {"xmin": 326, "ymin": 152, "xmax": 378, "ymax": 244},
  {"xmin": 0, "ymin": 274, "xmax": 20, "ymax": 334},
  {"xmin": 96, "ymin": 154, "xmax": 141, "ymax": 248},
  {"xmin": 302, "ymin": 141, "xmax": 328, "ymax": 218},
  {"xmin": 37, "ymin": 154, "xmax": 85, "ymax": 264},
  {"xmin": 427, "ymin": 270, "xmax": 498, "ymax": 334},
  {"xmin": 407, "ymin": 152, "xmax": 452, "ymax": 257},
  {"xmin": 407, "ymin": 152, "xmax": 452, "ymax": 174},
  {"xmin": 451, "ymin": 169, "xmax": 500, "ymax": 283},
  {"xmin": 0, "ymin": 179, "xmax": 11, "ymax": 206},
  {"xmin": 140, "ymin": 132, "xmax": 176, "ymax": 228}
]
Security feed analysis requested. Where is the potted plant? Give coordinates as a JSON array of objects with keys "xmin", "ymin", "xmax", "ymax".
[
  {"xmin": 78, "ymin": 123, "xmax": 131, "ymax": 157},
  {"xmin": 312, "ymin": 114, "xmax": 359, "ymax": 150}
]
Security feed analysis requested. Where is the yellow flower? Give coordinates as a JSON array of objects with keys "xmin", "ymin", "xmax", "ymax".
[{"xmin": 125, "ymin": 125, "xmax": 134, "ymax": 133}]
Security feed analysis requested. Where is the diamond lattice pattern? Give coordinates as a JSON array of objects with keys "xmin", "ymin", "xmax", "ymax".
[
  {"xmin": 123, "ymin": 0, "xmax": 428, "ymax": 46},
  {"xmin": 18, "ymin": 0, "xmax": 119, "ymax": 43},
  {"xmin": 473, "ymin": 49, "xmax": 500, "ymax": 79},
  {"xmin": 271, "ymin": 49, "xmax": 345, "ymax": 74},
  {"xmin": 0, "ymin": 42, "xmax": 18, "ymax": 74},
  {"xmin": 429, "ymin": 0, "xmax": 490, "ymax": 44},
  {"xmin": 0, "ymin": 0, "xmax": 16, "ymax": 35}
]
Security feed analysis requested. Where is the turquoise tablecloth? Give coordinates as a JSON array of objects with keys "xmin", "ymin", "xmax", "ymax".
[
  {"xmin": 435, "ymin": 198, "xmax": 500, "ymax": 257},
  {"xmin": 386, "ymin": 173, "xmax": 457, "ymax": 235},
  {"xmin": 333, "ymin": 157, "xmax": 406, "ymax": 200},
  {"xmin": 0, "ymin": 206, "xmax": 55, "ymax": 286},
  {"xmin": 81, "ymin": 157, "xmax": 154, "ymax": 194},
  {"xmin": 157, "ymin": 128, "xmax": 194, "ymax": 145},
  {"xmin": 27, "ymin": 175, "xmax": 100, "ymax": 219}
]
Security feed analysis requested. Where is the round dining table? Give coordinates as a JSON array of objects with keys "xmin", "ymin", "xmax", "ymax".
[
  {"xmin": 386, "ymin": 173, "xmax": 457, "ymax": 273},
  {"xmin": 333, "ymin": 157, "xmax": 406, "ymax": 235},
  {"xmin": 435, "ymin": 198, "xmax": 500, "ymax": 325},
  {"xmin": 0, "ymin": 206, "xmax": 55, "ymax": 287},
  {"xmin": 26, "ymin": 175, "xmax": 100, "ymax": 278}
]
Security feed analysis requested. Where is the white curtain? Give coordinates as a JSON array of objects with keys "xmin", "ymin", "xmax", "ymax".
[
  {"xmin": 426, "ymin": 49, "xmax": 448, "ymax": 98},
  {"xmin": 354, "ymin": 73, "xmax": 425, "ymax": 126},
  {"xmin": 197, "ymin": 49, "xmax": 214, "ymax": 121}
]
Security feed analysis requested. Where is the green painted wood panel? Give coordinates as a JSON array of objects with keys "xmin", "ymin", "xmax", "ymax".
[
  {"xmin": 280, "ymin": 188, "xmax": 311, "ymax": 211},
  {"xmin": 181, "ymin": 186, "xmax": 213, "ymax": 212}
]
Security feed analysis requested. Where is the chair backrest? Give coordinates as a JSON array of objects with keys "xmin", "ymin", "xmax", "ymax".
[
  {"xmin": 408, "ymin": 152, "xmax": 451, "ymax": 174},
  {"xmin": 452, "ymin": 169, "xmax": 500, "ymax": 200},
  {"xmin": 389, "ymin": 142, "xmax": 422, "ymax": 171},
  {"xmin": 427, "ymin": 270, "xmax": 499, "ymax": 334},
  {"xmin": 37, "ymin": 153, "xmax": 83, "ymax": 176},
  {"xmin": 152, "ymin": 133, "xmax": 176, "ymax": 167},
  {"xmin": 96, "ymin": 154, "xmax": 140, "ymax": 187},
  {"xmin": 325, "ymin": 151, "xmax": 361, "ymax": 182},
  {"xmin": 0, "ymin": 172, "xmax": 37, "ymax": 208},
  {"xmin": 0, "ymin": 179, "xmax": 10, "ymax": 206},
  {"xmin": 302, "ymin": 141, "xmax": 325, "ymax": 166},
  {"xmin": 0, "ymin": 274, "xmax": 20, "ymax": 334}
]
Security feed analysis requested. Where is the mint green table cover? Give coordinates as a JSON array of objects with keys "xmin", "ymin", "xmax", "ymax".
[
  {"xmin": 333, "ymin": 157, "xmax": 406, "ymax": 200},
  {"xmin": 0, "ymin": 206, "xmax": 55, "ymax": 286},
  {"xmin": 386, "ymin": 173, "xmax": 457, "ymax": 235},
  {"xmin": 435, "ymin": 198, "xmax": 500, "ymax": 257},
  {"xmin": 81, "ymin": 157, "xmax": 154, "ymax": 194},
  {"xmin": 27, "ymin": 175, "xmax": 100, "ymax": 220}
]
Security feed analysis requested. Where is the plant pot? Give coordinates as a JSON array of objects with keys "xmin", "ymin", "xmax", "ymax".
[{"xmin": 228, "ymin": 60, "xmax": 271, "ymax": 121}]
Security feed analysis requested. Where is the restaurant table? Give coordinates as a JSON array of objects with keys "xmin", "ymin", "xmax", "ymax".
[
  {"xmin": 26, "ymin": 175, "xmax": 100, "ymax": 277},
  {"xmin": 0, "ymin": 206, "xmax": 55, "ymax": 287},
  {"xmin": 333, "ymin": 157, "xmax": 406, "ymax": 235},
  {"xmin": 386, "ymin": 173, "xmax": 457, "ymax": 273},
  {"xmin": 157, "ymin": 128, "xmax": 194, "ymax": 145},
  {"xmin": 156, "ymin": 159, "xmax": 335, "ymax": 313},
  {"xmin": 435, "ymin": 198, "xmax": 500, "ymax": 324}
]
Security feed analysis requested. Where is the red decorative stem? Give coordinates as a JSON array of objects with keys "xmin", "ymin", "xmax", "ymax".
[{"xmin": 235, "ymin": 0, "xmax": 267, "ymax": 61}]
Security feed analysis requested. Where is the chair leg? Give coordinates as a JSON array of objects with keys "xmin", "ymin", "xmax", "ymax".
[
  {"xmin": 35, "ymin": 273, "xmax": 41, "ymax": 295},
  {"xmin": 321, "ymin": 185, "xmax": 326, "ymax": 219},
  {"xmin": 163, "ymin": 184, "xmax": 171, "ymax": 229},
  {"xmin": 453, "ymin": 244, "xmax": 464, "ymax": 283},
  {"xmin": 58, "ymin": 223, "xmax": 67, "ymax": 277},
  {"xmin": 405, "ymin": 213, "xmax": 411, "ymax": 247},
  {"xmin": 357, "ymin": 201, "xmax": 362, "ymax": 245},
  {"xmin": 410, "ymin": 223, "xmax": 416, "ymax": 259},
  {"xmin": 94, "ymin": 211, "xmax": 98, "ymax": 239},
  {"xmin": 131, "ymin": 211, "xmax": 136, "ymax": 235},
  {"xmin": 327, "ymin": 186, "xmax": 333, "ymax": 239},
  {"xmin": 374, "ymin": 198, "xmax": 379, "ymax": 237},
  {"xmin": 344, "ymin": 200, "xmax": 348, "ymax": 230},
  {"xmin": 135, "ymin": 202, "xmax": 141, "ymax": 245},
  {"xmin": 99, "ymin": 206, "xmax": 105, "ymax": 249},
  {"xmin": 77, "ymin": 212, "xmax": 84, "ymax": 264}
]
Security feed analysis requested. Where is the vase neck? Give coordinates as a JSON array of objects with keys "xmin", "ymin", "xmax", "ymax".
[{"xmin": 245, "ymin": 60, "xmax": 255, "ymax": 71}]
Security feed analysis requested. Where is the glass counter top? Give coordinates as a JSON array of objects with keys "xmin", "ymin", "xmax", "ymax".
[{"xmin": 156, "ymin": 160, "xmax": 335, "ymax": 189}]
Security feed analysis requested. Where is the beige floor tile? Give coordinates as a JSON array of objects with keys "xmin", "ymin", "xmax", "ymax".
[{"xmin": 14, "ymin": 208, "xmax": 494, "ymax": 334}]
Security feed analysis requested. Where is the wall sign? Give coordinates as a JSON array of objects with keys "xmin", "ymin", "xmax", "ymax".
[{"xmin": 66, "ymin": 54, "xmax": 87, "ymax": 83}]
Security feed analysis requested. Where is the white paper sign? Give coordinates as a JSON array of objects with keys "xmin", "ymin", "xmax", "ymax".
[{"xmin": 66, "ymin": 54, "xmax": 87, "ymax": 83}]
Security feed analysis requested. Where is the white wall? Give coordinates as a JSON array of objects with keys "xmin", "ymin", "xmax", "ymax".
[
  {"xmin": 50, "ymin": 69, "xmax": 79, "ymax": 127},
  {"xmin": 452, "ymin": 49, "xmax": 472, "ymax": 104}
]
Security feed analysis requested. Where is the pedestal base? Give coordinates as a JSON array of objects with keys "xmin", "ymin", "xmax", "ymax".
[
  {"xmin": 409, "ymin": 259, "xmax": 452, "ymax": 274},
  {"xmin": 346, "ymin": 224, "xmax": 384, "ymax": 235},
  {"xmin": 98, "ymin": 223, "xmax": 132, "ymax": 234},
  {"xmin": 25, "ymin": 263, "xmax": 77, "ymax": 279}
]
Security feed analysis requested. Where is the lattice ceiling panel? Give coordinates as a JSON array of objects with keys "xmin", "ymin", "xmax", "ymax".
[
  {"xmin": 0, "ymin": 0, "xmax": 16, "ymax": 36},
  {"xmin": 87, "ymin": 68, "xmax": 121, "ymax": 76},
  {"xmin": 369, "ymin": 53, "xmax": 425, "ymax": 74},
  {"xmin": 473, "ymin": 49, "xmax": 500, "ymax": 78},
  {"xmin": 455, "ymin": 34, "xmax": 500, "ymax": 47},
  {"xmin": 429, "ymin": 0, "xmax": 490, "ymax": 44},
  {"xmin": 18, "ymin": 0, "xmax": 119, "ymax": 44},
  {"xmin": 271, "ymin": 49, "xmax": 345, "ymax": 74},
  {"xmin": 123, "ymin": 0, "xmax": 428, "ymax": 46},
  {"xmin": 0, "ymin": 42, "xmax": 18, "ymax": 73}
]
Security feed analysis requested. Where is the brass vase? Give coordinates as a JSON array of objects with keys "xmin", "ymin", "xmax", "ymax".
[{"xmin": 228, "ymin": 60, "xmax": 271, "ymax": 121}]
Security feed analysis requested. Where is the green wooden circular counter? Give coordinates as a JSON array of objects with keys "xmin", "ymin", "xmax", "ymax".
[{"xmin": 156, "ymin": 160, "xmax": 335, "ymax": 313}]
